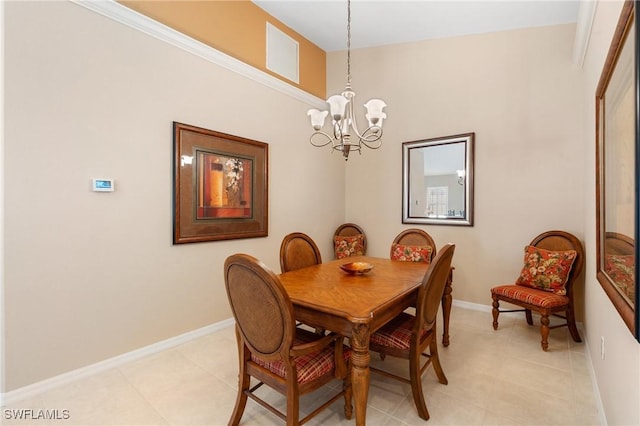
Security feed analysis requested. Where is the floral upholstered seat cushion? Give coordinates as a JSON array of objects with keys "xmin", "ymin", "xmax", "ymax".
[
  {"xmin": 251, "ymin": 337, "xmax": 351, "ymax": 384},
  {"xmin": 604, "ymin": 254, "xmax": 636, "ymax": 300},
  {"xmin": 334, "ymin": 234, "xmax": 365, "ymax": 259},
  {"xmin": 390, "ymin": 244, "xmax": 432, "ymax": 263},
  {"xmin": 515, "ymin": 245, "xmax": 577, "ymax": 295}
]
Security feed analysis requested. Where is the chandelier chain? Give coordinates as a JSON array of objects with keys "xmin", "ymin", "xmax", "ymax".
[{"xmin": 346, "ymin": 0, "xmax": 351, "ymax": 86}]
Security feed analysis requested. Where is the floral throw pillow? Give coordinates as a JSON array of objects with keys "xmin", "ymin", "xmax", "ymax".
[
  {"xmin": 515, "ymin": 245, "xmax": 577, "ymax": 295},
  {"xmin": 604, "ymin": 254, "xmax": 635, "ymax": 300},
  {"xmin": 390, "ymin": 244, "xmax": 433, "ymax": 264},
  {"xmin": 334, "ymin": 234, "xmax": 365, "ymax": 259}
]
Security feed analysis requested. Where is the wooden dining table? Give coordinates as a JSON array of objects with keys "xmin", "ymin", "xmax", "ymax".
[{"xmin": 278, "ymin": 255, "xmax": 453, "ymax": 425}]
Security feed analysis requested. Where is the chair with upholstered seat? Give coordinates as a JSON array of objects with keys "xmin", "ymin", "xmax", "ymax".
[
  {"xmin": 333, "ymin": 223, "xmax": 367, "ymax": 259},
  {"xmin": 491, "ymin": 230, "xmax": 585, "ymax": 351},
  {"xmin": 224, "ymin": 254, "xmax": 352, "ymax": 425},
  {"xmin": 280, "ymin": 232, "xmax": 322, "ymax": 273},
  {"xmin": 390, "ymin": 228, "xmax": 455, "ymax": 346},
  {"xmin": 279, "ymin": 232, "xmax": 325, "ymax": 334},
  {"xmin": 369, "ymin": 244, "xmax": 455, "ymax": 421}
]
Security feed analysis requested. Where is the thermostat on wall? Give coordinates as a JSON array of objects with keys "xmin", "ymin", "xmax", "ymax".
[{"xmin": 92, "ymin": 178, "xmax": 114, "ymax": 192}]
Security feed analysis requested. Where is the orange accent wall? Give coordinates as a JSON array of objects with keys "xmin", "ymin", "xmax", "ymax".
[{"xmin": 119, "ymin": 0, "xmax": 326, "ymax": 99}]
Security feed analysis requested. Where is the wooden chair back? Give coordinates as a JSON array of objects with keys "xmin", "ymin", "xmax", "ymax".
[
  {"xmin": 416, "ymin": 244, "xmax": 456, "ymax": 333},
  {"xmin": 334, "ymin": 223, "xmax": 367, "ymax": 257},
  {"xmin": 605, "ymin": 231, "xmax": 635, "ymax": 255},
  {"xmin": 334, "ymin": 223, "xmax": 365, "ymax": 238},
  {"xmin": 225, "ymin": 254, "xmax": 295, "ymax": 359},
  {"xmin": 391, "ymin": 228, "xmax": 437, "ymax": 260},
  {"xmin": 279, "ymin": 232, "xmax": 322, "ymax": 273}
]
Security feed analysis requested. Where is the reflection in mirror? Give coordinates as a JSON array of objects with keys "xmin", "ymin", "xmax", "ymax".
[
  {"xmin": 402, "ymin": 133, "xmax": 474, "ymax": 226},
  {"xmin": 595, "ymin": 0, "xmax": 638, "ymax": 340}
]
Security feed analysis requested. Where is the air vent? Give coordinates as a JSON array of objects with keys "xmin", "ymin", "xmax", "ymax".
[{"xmin": 266, "ymin": 23, "xmax": 299, "ymax": 84}]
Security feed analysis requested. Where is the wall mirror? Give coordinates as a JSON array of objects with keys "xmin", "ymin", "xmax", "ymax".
[
  {"xmin": 596, "ymin": 0, "xmax": 639, "ymax": 341},
  {"xmin": 402, "ymin": 133, "xmax": 474, "ymax": 226}
]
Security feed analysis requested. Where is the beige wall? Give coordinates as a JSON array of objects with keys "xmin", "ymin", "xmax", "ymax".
[
  {"xmin": 332, "ymin": 14, "xmax": 638, "ymax": 423},
  {"xmin": 581, "ymin": 2, "xmax": 640, "ymax": 425},
  {"xmin": 3, "ymin": 1, "xmax": 344, "ymax": 391},
  {"xmin": 333, "ymin": 24, "xmax": 586, "ymax": 312}
]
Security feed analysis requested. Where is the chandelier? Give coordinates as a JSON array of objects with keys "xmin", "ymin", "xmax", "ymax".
[{"xmin": 306, "ymin": 0, "xmax": 387, "ymax": 161}]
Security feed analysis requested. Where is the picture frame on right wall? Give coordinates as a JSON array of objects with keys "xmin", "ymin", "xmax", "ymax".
[{"xmin": 595, "ymin": 0, "xmax": 639, "ymax": 341}]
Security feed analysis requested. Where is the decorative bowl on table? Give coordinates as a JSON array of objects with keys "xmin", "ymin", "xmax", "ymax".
[{"xmin": 339, "ymin": 262, "xmax": 374, "ymax": 274}]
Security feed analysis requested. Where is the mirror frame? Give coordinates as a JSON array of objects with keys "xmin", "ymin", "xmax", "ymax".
[
  {"xmin": 595, "ymin": 0, "xmax": 639, "ymax": 340},
  {"xmin": 402, "ymin": 133, "xmax": 474, "ymax": 226}
]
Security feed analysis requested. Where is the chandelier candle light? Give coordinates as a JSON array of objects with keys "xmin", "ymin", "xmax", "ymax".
[{"xmin": 307, "ymin": 0, "xmax": 387, "ymax": 160}]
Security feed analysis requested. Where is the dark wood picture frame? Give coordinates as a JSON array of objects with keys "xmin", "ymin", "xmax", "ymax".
[
  {"xmin": 173, "ymin": 122, "xmax": 268, "ymax": 244},
  {"xmin": 595, "ymin": 0, "xmax": 639, "ymax": 341}
]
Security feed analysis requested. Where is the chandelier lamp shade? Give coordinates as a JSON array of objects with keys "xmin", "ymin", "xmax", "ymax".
[{"xmin": 306, "ymin": 0, "xmax": 387, "ymax": 160}]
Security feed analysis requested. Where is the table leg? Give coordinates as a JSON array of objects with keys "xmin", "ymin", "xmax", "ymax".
[
  {"xmin": 441, "ymin": 267, "xmax": 454, "ymax": 346},
  {"xmin": 350, "ymin": 323, "xmax": 371, "ymax": 426}
]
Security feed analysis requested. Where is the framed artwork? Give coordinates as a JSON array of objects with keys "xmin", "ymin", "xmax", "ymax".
[
  {"xmin": 173, "ymin": 122, "xmax": 268, "ymax": 244},
  {"xmin": 595, "ymin": 0, "xmax": 639, "ymax": 340}
]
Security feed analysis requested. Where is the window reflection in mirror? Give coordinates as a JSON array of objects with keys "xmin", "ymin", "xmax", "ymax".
[{"xmin": 402, "ymin": 133, "xmax": 474, "ymax": 226}]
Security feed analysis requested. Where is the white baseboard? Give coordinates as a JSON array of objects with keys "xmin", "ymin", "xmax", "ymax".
[
  {"xmin": 452, "ymin": 298, "xmax": 491, "ymax": 312},
  {"xmin": 0, "ymin": 318, "xmax": 235, "ymax": 407},
  {"xmin": 577, "ymin": 331, "xmax": 607, "ymax": 426}
]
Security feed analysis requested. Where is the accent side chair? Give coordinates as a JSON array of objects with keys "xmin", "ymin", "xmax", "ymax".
[{"xmin": 490, "ymin": 230, "xmax": 585, "ymax": 351}]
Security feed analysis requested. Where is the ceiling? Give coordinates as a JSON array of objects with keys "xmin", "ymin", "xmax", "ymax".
[{"xmin": 252, "ymin": 1, "xmax": 582, "ymax": 52}]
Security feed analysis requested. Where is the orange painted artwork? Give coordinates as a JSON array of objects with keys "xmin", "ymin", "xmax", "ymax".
[{"xmin": 196, "ymin": 153, "xmax": 252, "ymax": 219}]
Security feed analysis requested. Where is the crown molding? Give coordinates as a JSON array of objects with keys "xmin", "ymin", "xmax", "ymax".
[
  {"xmin": 572, "ymin": 0, "xmax": 597, "ymax": 67},
  {"xmin": 69, "ymin": 0, "xmax": 326, "ymax": 109}
]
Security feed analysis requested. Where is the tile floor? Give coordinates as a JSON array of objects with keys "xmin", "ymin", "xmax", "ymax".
[{"xmin": 2, "ymin": 306, "xmax": 601, "ymax": 425}]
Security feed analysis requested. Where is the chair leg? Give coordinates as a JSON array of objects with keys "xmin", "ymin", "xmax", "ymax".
[
  {"xmin": 409, "ymin": 345, "xmax": 430, "ymax": 421},
  {"xmin": 343, "ymin": 366, "xmax": 353, "ymax": 420},
  {"xmin": 491, "ymin": 296, "xmax": 500, "ymax": 330},
  {"xmin": 540, "ymin": 314, "xmax": 550, "ymax": 351},
  {"xmin": 429, "ymin": 339, "xmax": 448, "ymax": 385},
  {"xmin": 229, "ymin": 333, "xmax": 249, "ymax": 426},
  {"xmin": 228, "ymin": 366, "xmax": 249, "ymax": 426},
  {"xmin": 285, "ymin": 384, "xmax": 299, "ymax": 426},
  {"xmin": 525, "ymin": 309, "xmax": 533, "ymax": 325},
  {"xmin": 566, "ymin": 306, "xmax": 582, "ymax": 343}
]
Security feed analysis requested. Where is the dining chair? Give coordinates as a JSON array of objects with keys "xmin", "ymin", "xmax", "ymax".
[
  {"xmin": 369, "ymin": 243, "xmax": 455, "ymax": 421},
  {"xmin": 333, "ymin": 223, "xmax": 367, "ymax": 259},
  {"xmin": 390, "ymin": 228, "xmax": 455, "ymax": 346},
  {"xmin": 390, "ymin": 228, "xmax": 437, "ymax": 263},
  {"xmin": 279, "ymin": 232, "xmax": 322, "ymax": 273},
  {"xmin": 491, "ymin": 230, "xmax": 585, "ymax": 351},
  {"xmin": 279, "ymin": 232, "xmax": 326, "ymax": 335},
  {"xmin": 224, "ymin": 253, "xmax": 352, "ymax": 425}
]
